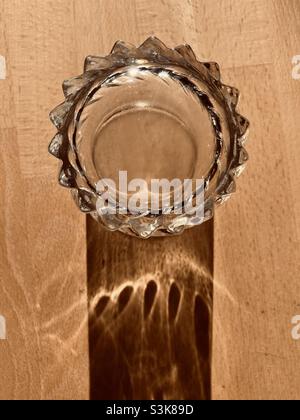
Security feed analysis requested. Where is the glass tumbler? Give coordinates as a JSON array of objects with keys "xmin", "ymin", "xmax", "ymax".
[{"xmin": 49, "ymin": 37, "xmax": 249, "ymax": 238}]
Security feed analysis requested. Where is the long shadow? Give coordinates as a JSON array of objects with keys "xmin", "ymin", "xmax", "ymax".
[{"xmin": 87, "ymin": 217, "xmax": 213, "ymax": 400}]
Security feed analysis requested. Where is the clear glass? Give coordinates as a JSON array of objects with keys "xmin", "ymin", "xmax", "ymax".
[{"xmin": 49, "ymin": 37, "xmax": 249, "ymax": 238}]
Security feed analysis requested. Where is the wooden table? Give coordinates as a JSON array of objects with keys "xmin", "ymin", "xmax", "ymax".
[{"xmin": 0, "ymin": 0, "xmax": 299, "ymax": 400}]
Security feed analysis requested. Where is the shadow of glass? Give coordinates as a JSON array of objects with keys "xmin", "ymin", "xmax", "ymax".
[{"xmin": 87, "ymin": 217, "xmax": 213, "ymax": 400}]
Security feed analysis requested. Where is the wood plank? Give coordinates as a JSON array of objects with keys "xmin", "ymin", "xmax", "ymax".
[
  {"xmin": 0, "ymin": 0, "xmax": 88, "ymax": 400},
  {"xmin": 213, "ymin": 0, "xmax": 300, "ymax": 400}
]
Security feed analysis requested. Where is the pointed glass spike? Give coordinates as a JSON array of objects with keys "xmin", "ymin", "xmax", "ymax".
[
  {"xmin": 100, "ymin": 213, "xmax": 123, "ymax": 231},
  {"xmin": 203, "ymin": 62, "xmax": 221, "ymax": 81},
  {"xmin": 175, "ymin": 45, "xmax": 209, "ymax": 77},
  {"xmin": 168, "ymin": 216, "xmax": 188, "ymax": 233},
  {"xmin": 175, "ymin": 44, "xmax": 197, "ymax": 61},
  {"xmin": 187, "ymin": 215, "xmax": 205, "ymax": 227},
  {"xmin": 215, "ymin": 193, "xmax": 232, "ymax": 206},
  {"xmin": 233, "ymin": 163, "xmax": 246, "ymax": 178},
  {"xmin": 239, "ymin": 146, "xmax": 249, "ymax": 165},
  {"xmin": 217, "ymin": 174, "xmax": 236, "ymax": 205},
  {"xmin": 111, "ymin": 40, "xmax": 135, "ymax": 55},
  {"xmin": 130, "ymin": 219, "xmax": 159, "ymax": 239},
  {"xmin": 84, "ymin": 55, "xmax": 111, "ymax": 72},
  {"xmin": 222, "ymin": 85, "xmax": 240, "ymax": 107},
  {"xmin": 203, "ymin": 207, "xmax": 214, "ymax": 223},
  {"xmin": 48, "ymin": 133, "xmax": 64, "ymax": 158},
  {"xmin": 139, "ymin": 36, "xmax": 168, "ymax": 54},
  {"xmin": 63, "ymin": 75, "xmax": 88, "ymax": 98},
  {"xmin": 233, "ymin": 147, "xmax": 249, "ymax": 177},
  {"xmin": 225, "ymin": 174, "xmax": 236, "ymax": 194},
  {"xmin": 236, "ymin": 114, "xmax": 250, "ymax": 142},
  {"xmin": 49, "ymin": 102, "xmax": 72, "ymax": 129},
  {"xmin": 58, "ymin": 164, "xmax": 76, "ymax": 188},
  {"xmin": 72, "ymin": 189, "xmax": 95, "ymax": 212}
]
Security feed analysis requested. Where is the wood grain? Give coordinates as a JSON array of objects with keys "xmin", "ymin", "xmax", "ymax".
[
  {"xmin": 213, "ymin": 0, "xmax": 300, "ymax": 400},
  {"xmin": 0, "ymin": 0, "xmax": 299, "ymax": 400},
  {"xmin": 0, "ymin": 0, "xmax": 89, "ymax": 400}
]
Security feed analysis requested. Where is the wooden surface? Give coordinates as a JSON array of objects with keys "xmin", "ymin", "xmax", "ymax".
[{"xmin": 0, "ymin": 0, "xmax": 299, "ymax": 400}]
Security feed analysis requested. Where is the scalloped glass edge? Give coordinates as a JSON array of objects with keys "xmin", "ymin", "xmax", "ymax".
[{"xmin": 49, "ymin": 36, "xmax": 249, "ymax": 239}]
